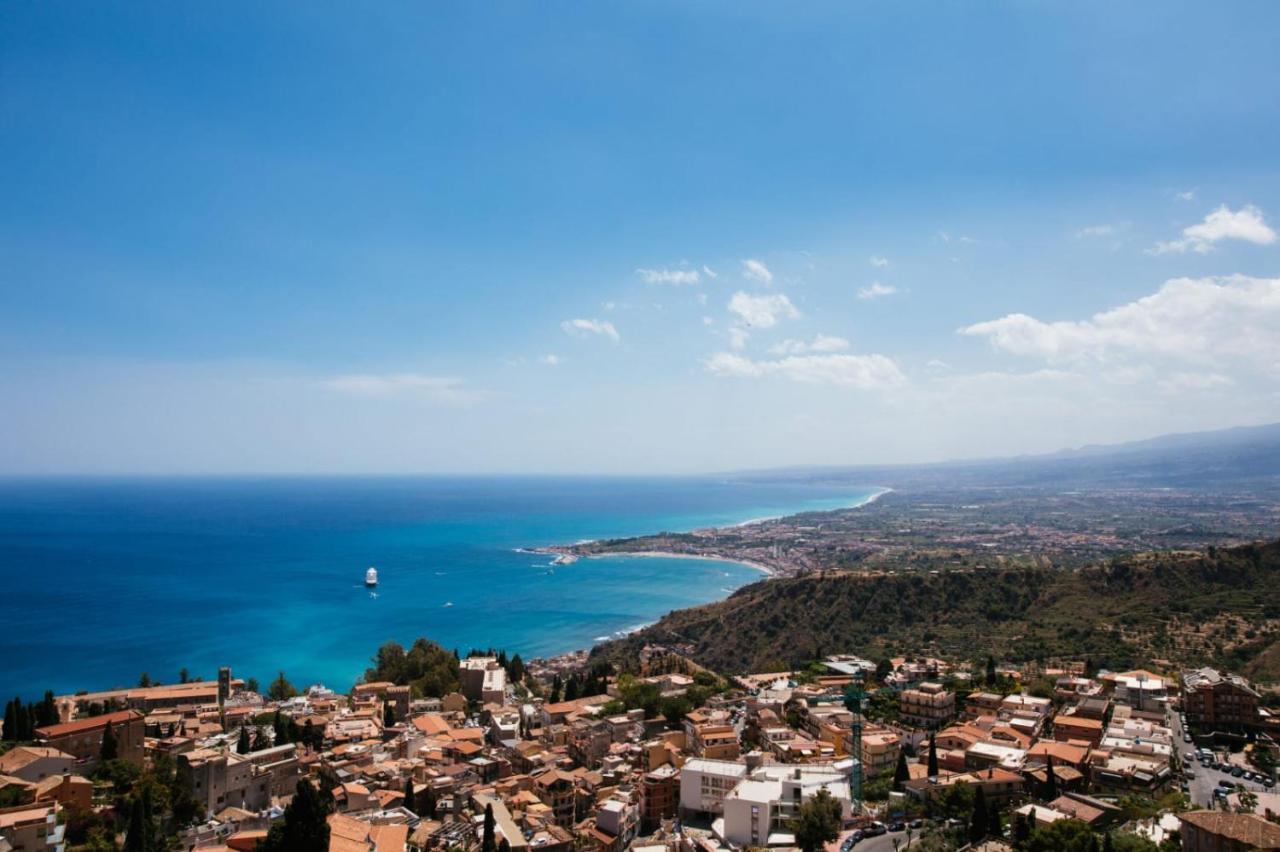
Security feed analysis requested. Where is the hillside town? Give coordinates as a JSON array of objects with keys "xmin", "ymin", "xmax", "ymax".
[{"xmin": 2, "ymin": 644, "xmax": 1278, "ymax": 852}]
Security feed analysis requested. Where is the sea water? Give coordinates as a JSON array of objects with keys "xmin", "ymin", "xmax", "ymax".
[{"xmin": 0, "ymin": 476, "xmax": 879, "ymax": 697}]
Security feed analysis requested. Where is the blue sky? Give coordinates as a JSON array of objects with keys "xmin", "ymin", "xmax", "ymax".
[{"xmin": 3, "ymin": 2, "xmax": 1280, "ymax": 473}]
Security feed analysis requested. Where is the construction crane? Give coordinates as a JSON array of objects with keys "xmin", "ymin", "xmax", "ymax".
[{"xmin": 806, "ymin": 669, "xmax": 870, "ymax": 813}]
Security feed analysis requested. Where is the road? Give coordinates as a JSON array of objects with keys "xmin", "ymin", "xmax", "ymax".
[
  {"xmin": 830, "ymin": 828, "xmax": 919, "ymax": 852},
  {"xmin": 1167, "ymin": 709, "xmax": 1273, "ymax": 807}
]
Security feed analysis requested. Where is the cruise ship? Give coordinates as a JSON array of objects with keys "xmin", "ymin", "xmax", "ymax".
[{"xmin": 365, "ymin": 566, "xmax": 378, "ymax": 587}]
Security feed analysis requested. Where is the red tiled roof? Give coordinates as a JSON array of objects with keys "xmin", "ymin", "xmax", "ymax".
[{"xmin": 36, "ymin": 709, "xmax": 142, "ymax": 738}]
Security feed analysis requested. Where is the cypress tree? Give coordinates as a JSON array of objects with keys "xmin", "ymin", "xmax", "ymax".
[
  {"xmin": 236, "ymin": 727, "xmax": 251, "ymax": 754},
  {"xmin": 482, "ymin": 803, "xmax": 496, "ymax": 852},
  {"xmin": 1045, "ymin": 756, "xmax": 1059, "ymax": 800},
  {"xmin": 261, "ymin": 780, "xmax": 331, "ymax": 852},
  {"xmin": 893, "ymin": 749, "xmax": 909, "ymax": 791},
  {"xmin": 384, "ymin": 701, "xmax": 396, "ymax": 728},
  {"xmin": 100, "ymin": 720, "xmax": 118, "ymax": 761},
  {"xmin": 549, "ymin": 674, "xmax": 562, "ymax": 704},
  {"xmin": 122, "ymin": 792, "xmax": 147, "ymax": 852},
  {"xmin": 970, "ymin": 785, "xmax": 988, "ymax": 843},
  {"xmin": 2, "ymin": 698, "xmax": 15, "ymax": 741},
  {"xmin": 424, "ymin": 785, "xmax": 438, "ymax": 818},
  {"xmin": 986, "ymin": 656, "xmax": 997, "ymax": 686},
  {"xmin": 927, "ymin": 734, "xmax": 939, "ymax": 777},
  {"xmin": 404, "ymin": 777, "xmax": 416, "ymax": 812}
]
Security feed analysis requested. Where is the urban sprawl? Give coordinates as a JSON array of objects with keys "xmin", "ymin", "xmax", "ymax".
[{"xmin": 2, "ymin": 642, "xmax": 1278, "ymax": 851}]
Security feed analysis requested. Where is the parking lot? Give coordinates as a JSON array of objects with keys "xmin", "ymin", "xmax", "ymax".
[{"xmin": 1168, "ymin": 710, "xmax": 1274, "ymax": 807}]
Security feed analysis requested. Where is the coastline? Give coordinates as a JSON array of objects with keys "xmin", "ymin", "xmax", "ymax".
[
  {"xmin": 534, "ymin": 487, "xmax": 893, "ymax": 663},
  {"xmin": 582, "ymin": 549, "xmax": 777, "ymax": 577}
]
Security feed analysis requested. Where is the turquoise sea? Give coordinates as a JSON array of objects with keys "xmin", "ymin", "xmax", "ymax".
[{"xmin": 0, "ymin": 477, "xmax": 880, "ymax": 698}]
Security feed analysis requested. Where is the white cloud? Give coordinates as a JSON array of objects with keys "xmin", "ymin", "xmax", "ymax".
[
  {"xmin": 702, "ymin": 265, "xmax": 718, "ymax": 279},
  {"xmin": 322, "ymin": 373, "xmax": 480, "ymax": 404},
  {"xmin": 869, "ymin": 256, "xmax": 890, "ymax": 269},
  {"xmin": 939, "ymin": 231, "xmax": 975, "ymax": 245},
  {"xmin": 958, "ymin": 275, "xmax": 1280, "ymax": 372},
  {"xmin": 561, "ymin": 318, "xmax": 621, "ymax": 342},
  {"xmin": 701, "ymin": 316, "xmax": 714, "ymax": 327},
  {"xmin": 1175, "ymin": 189, "xmax": 1197, "ymax": 202},
  {"xmin": 1156, "ymin": 372, "xmax": 1232, "ymax": 393},
  {"xmin": 1149, "ymin": 204, "xmax": 1277, "ymax": 254},
  {"xmin": 768, "ymin": 335, "xmax": 851, "ymax": 355},
  {"xmin": 926, "ymin": 359, "xmax": 952, "ymax": 372},
  {"xmin": 741, "ymin": 258, "xmax": 774, "ymax": 285},
  {"xmin": 857, "ymin": 282, "xmax": 898, "ymax": 300},
  {"xmin": 636, "ymin": 267, "xmax": 700, "ymax": 285},
  {"xmin": 705, "ymin": 351, "xmax": 905, "ymax": 389},
  {"xmin": 727, "ymin": 291, "xmax": 799, "ymax": 328},
  {"xmin": 540, "ymin": 354, "xmax": 563, "ymax": 366},
  {"xmin": 728, "ymin": 327, "xmax": 750, "ymax": 351},
  {"xmin": 1077, "ymin": 224, "xmax": 1118, "ymax": 238}
]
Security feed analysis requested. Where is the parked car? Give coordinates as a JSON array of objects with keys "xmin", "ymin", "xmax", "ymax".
[
  {"xmin": 888, "ymin": 822, "xmax": 905, "ymax": 832},
  {"xmin": 864, "ymin": 822, "xmax": 887, "ymax": 837},
  {"xmin": 1231, "ymin": 767, "xmax": 1246, "ymax": 777},
  {"xmin": 909, "ymin": 819, "xmax": 925, "ymax": 829}
]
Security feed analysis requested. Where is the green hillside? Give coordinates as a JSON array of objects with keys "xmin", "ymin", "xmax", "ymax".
[{"xmin": 594, "ymin": 540, "xmax": 1280, "ymax": 683}]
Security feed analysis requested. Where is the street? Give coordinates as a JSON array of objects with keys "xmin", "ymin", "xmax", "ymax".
[{"xmin": 1167, "ymin": 709, "xmax": 1273, "ymax": 807}]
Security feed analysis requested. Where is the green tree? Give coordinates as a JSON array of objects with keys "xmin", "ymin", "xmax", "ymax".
[
  {"xmin": 423, "ymin": 785, "xmax": 438, "ymax": 818},
  {"xmin": 404, "ymin": 777, "xmax": 417, "ymax": 813},
  {"xmin": 970, "ymin": 785, "xmax": 989, "ymax": 843},
  {"xmin": 549, "ymin": 674, "xmax": 562, "ymax": 704},
  {"xmin": 383, "ymin": 700, "xmax": 397, "ymax": 728},
  {"xmin": 236, "ymin": 727, "xmax": 251, "ymax": 755},
  {"xmin": 875, "ymin": 658, "xmax": 893, "ymax": 682},
  {"xmin": 246, "ymin": 677, "xmax": 260, "ymax": 694},
  {"xmin": 507, "ymin": 654, "xmax": 525, "ymax": 683},
  {"xmin": 791, "ymin": 789, "xmax": 842, "ymax": 852},
  {"xmin": 260, "ymin": 780, "xmax": 332, "ymax": 852},
  {"xmin": 268, "ymin": 671, "xmax": 298, "ymax": 702},
  {"xmin": 1014, "ymin": 812, "xmax": 1032, "ymax": 845},
  {"xmin": 37, "ymin": 691, "xmax": 58, "ymax": 727},
  {"xmin": 179, "ymin": 668, "xmax": 190, "ymax": 685},
  {"xmin": 1021, "ymin": 818, "xmax": 1098, "ymax": 852},
  {"xmin": 986, "ymin": 656, "xmax": 997, "ymax": 686},
  {"xmin": 927, "ymin": 734, "xmax": 939, "ymax": 777},
  {"xmin": 3, "ymin": 698, "xmax": 16, "ymax": 741},
  {"xmin": 482, "ymin": 803, "xmax": 497, "ymax": 852},
  {"xmin": 138, "ymin": 673, "xmax": 152, "ymax": 688},
  {"xmin": 893, "ymin": 748, "xmax": 909, "ymax": 792},
  {"xmin": 101, "ymin": 721, "xmax": 119, "ymax": 761},
  {"xmin": 1045, "ymin": 756, "xmax": 1059, "ymax": 801}
]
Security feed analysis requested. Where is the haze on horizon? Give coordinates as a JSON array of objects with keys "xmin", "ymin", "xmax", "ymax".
[{"xmin": 3, "ymin": 2, "xmax": 1280, "ymax": 475}]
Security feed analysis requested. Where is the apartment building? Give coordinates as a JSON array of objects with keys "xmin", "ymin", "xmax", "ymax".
[
  {"xmin": 899, "ymin": 682, "xmax": 955, "ymax": 730},
  {"xmin": 1182, "ymin": 668, "xmax": 1260, "ymax": 733}
]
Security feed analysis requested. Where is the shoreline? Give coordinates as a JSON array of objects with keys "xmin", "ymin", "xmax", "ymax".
[
  {"xmin": 582, "ymin": 549, "xmax": 777, "ymax": 577},
  {"xmin": 537, "ymin": 487, "xmax": 893, "ymax": 661}
]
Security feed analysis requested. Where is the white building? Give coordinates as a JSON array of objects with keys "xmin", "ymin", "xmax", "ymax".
[{"xmin": 679, "ymin": 756, "xmax": 857, "ymax": 847}]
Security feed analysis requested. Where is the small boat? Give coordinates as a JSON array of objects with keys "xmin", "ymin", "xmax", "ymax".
[
  {"xmin": 443, "ymin": 601, "xmax": 453, "ymax": 607},
  {"xmin": 365, "ymin": 566, "xmax": 378, "ymax": 587}
]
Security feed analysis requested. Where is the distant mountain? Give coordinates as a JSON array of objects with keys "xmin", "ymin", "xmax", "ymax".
[{"xmin": 729, "ymin": 422, "xmax": 1280, "ymax": 491}]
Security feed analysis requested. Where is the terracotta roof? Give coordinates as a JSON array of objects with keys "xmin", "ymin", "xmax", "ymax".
[
  {"xmin": 1053, "ymin": 714, "xmax": 1102, "ymax": 730},
  {"xmin": 36, "ymin": 709, "xmax": 142, "ymax": 738},
  {"xmin": 0, "ymin": 746, "xmax": 73, "ymax": 772},
  {"xmin": 1179, "ymin": 810, "xmax": 1280, "ymax": 848}
]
